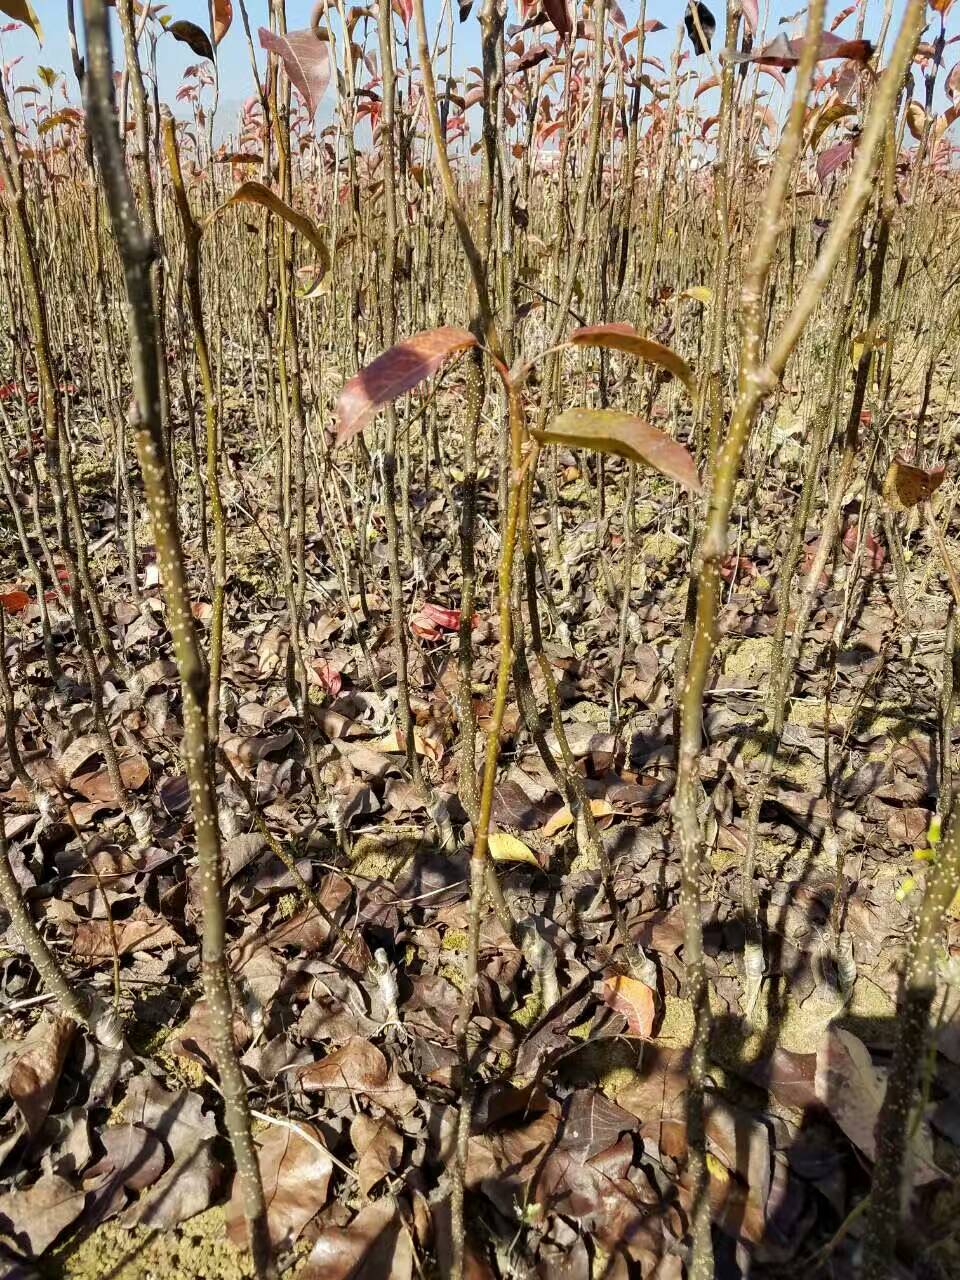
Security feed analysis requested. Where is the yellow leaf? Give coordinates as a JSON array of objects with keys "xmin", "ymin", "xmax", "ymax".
[
  {"xmin": 488, "ymin": 832, "xmax": 540, "ymax": 867},
  {"xmin": 0, "ymin": 0, "xmax": 42, "ymax": 42},
  {"xmin": 906, "ymin": 100, "xmax": 928, "ymax": 141},
  {"xmin": 369, "ymin": 727, "xmax": 440, "ymax": 761},
  {"xmin": 896, "ymin": 876, "xmax": 917, "ymax": 902},
  {"xmin": 850, "ymin": 330, "xmax": 885, "ymax": 367},
  {"xmin": 681, "ymin": 286, "xmax": 713, "ymax": 305},
  {"xmin": 706, "ymin": 1152, "xmax": 730, "ymax": 1183},
  {"xmin": 542, "ymin": 798, "xmax": 614, "ymax": 839},
  {"xmin": 533, "ymin": 409, "xmax": 701, "ymax": 494}
]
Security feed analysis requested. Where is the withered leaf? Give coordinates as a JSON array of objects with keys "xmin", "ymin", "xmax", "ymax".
[
  {"xmin": 227, "ymin": 1121, "xmax": 332, "ymax": 1249},
  {"xmin": 6, "ymin": 1016, "xmax": 76, "ymax": 1136},
  {"xmin": 0, "ymin": 1174, "xmax": 85, "ymax": 1256}
]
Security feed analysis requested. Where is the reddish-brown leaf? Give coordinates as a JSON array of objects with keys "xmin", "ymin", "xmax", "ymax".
[
  {"xmin": 419, "ymin": 602, "xmax": 461, "ymax": 630},
  {"xmin": 730, "ymin": 29, "xmax": 873, "ymax": 69},
  {"xmin": 258, "ymin": 26, "xmax": 331, "ymax": 117},
  {"xmin": 542, "ymin": 0, "xmax": 571, "ymax": 41},
  {"xmin": 883, "ymin": 454, "xmax": 946, "ymax": 509},
  {"xmin": 298, "ymin": 1038, "xmax": 417, "ymax": 1116},
  {"xmin": 5, "ymin": 1015, "xmax": 76, "ymax": 1136},
  {"xmin": 213, "ymin": 0, "xmax": 233, "ymax": 45},
  {"xmin": 817, "ymin": 138, "xmax": 856, "ymax": 184},
  {"xmin": 567, "ymin": 323, "xmax": 694, "ymax": 393},
  {"xmin": 335, "ymin": 327, "xmax": 478, "ymax": 447},
  {"xmin": 301, "ymin": 1198, "xmax": 410, "ymax": 1280},
  {"xmin": 0, "ymin": 587, "xmax": 30, "ymax": 614},
  {"xmin": 350, "ymin": 1114, "xmax": 403, "ymax": 1197},
  {"xmin": 168, "ymin": 19, "xmax": 214, "ymax": 61}
]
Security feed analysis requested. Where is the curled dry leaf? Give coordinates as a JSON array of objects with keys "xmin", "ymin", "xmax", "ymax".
[
  {"xmin": 121, "ymin": 1137, "xmax": 220, "ymax": 1230},
  {"xmin": 566, "ymin": 323, "xmax": 695, "ymax": 395},
  {"xmin": 301, "ymin": 1197, "xmax": 412, "ymax": 1280},
  {"xmin": 816, "ymin": 138, "xmax": 856, "ymax": 185},
  {"xmin": 258, "ymin": 26, "xmax": 331, "ymax": 118},
  {"xmin": 0, "ymin": 587, "xmax": 30, "ymax": 613},
  {"xmin": 740, "ymin": 0, "xmax": 759, "ymax": 35},
  {"xmin": 882, "ymin": 454, "xmax": 946, "ymax": 510},
  {"xmin": 809, "ymin": 100, "xmax": 856, "ymax": 150},
  {"xmin": 298, "ymin": 1037, "xmax": 417, "ymax": 1117},
  {"xmin": 814, "ymin": 1025, "xmax": 941, "ymax": 1183},
  {"xmin": 71, "ymin": 752, "xmax": 150, "ymax": 805},
  {"xmin": 210, "ymin": 181, "xmax": 329, "ymax": 277},
  {"xmin": 167, "ymin": 19, "xmax": 215, "ymax": 61},
  {"xmin": 533, "ymin": 409, "xmax": 702, "ymax": 495},
  {"xmin": 336, "ymin": 327, "xmax": 479, "ymax": 447},
  {"xmin": 906, "ymin": 99, "xmax": 929, "ymax": 140},
  {"xmin": 5, "ymin": 1015, "xmax": 76, "ymax": 1136},
  {"xmin": 542, "ymin": 0, "xmax": 571, "ymax": 41},
  {"xmin": 601, "ymin": 974, "xmax": 656, "ymax": 1038},
  {"xmin": 728, "ymin": 29, "xmax": 873, "ymax": 69},
  {"xmin": 72, "ymin": 916, "xmax": 183, "ymax": 961}
]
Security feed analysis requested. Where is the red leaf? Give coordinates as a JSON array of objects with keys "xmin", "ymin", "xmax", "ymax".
[
  {"xmin": 741, "ymin": 0, "xmax": 759, "ymax": 36},
  {"xmin": 817, "ymin": 138, "xmax": 856, "ymax": 184},
  {"xmin": 391, "ymin": 0, "xmax": 413, "ymax": 28},
  {"xmin": 258, "ymin": 26, "xmax": 331, "ymax": 118},
  {"xmin": 730, "ymin": 29, "xmax": 873, "ymax": 69},
  {"xmin": 420, "ymin": 603, "xmax": 461, "ymax": 631},
  {"xmin": 0, "ymin": 587, "xmax": 29, "ymax": 614},
  {"xmin": 410, "ymin": 619, "xmax": 442, "ymax": 641},
  {"xmin": 830, "ymin": 2, "xmax": 857, "ymax": 31},
  {"xmin": 842, "ymin": 522, "xmax": 886, "ymax": 570},
  {"xmin": 312, "ymin": 659, "xmax": 343, "ymax": 696},
  {"xmin": 335, "ymin": 327, "xmax": 478, "ymax": 447},
  {"xmin": 542, "ymin": 0, "xmax": 571, "ymax": 41}
]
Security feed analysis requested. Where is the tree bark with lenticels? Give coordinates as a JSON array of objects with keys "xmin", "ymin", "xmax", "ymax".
[{"xmin": 79, "ymin": 3, "xmax": 274, "ymax": 1276}]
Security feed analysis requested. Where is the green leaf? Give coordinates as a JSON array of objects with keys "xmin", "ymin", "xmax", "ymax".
[
  {"xmin": 566, "ymin": 324, "xmax": 695, "ymax": 395},
  {"xmin": 532, "ymin": 408, "xmax": 702, "ymax": 494}
]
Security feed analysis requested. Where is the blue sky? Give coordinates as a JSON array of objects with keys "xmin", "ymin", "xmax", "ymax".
[{"xmin": 6, "ymin": 0, "xmax": 927, "ymax": 132}]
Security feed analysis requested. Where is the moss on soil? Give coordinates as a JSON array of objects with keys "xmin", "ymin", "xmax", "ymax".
[
  {"xmin": 721, "ymin": 637, "xmax": 774, "ymax": 679},
  {"xmin": 46, "ymin": 1208, "xmax": 252, "ymax": 1280}
]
